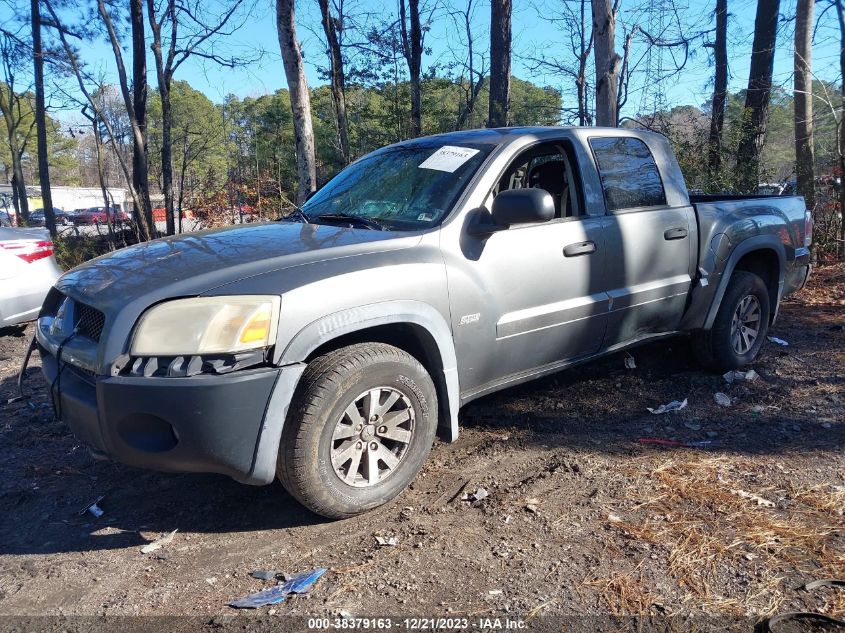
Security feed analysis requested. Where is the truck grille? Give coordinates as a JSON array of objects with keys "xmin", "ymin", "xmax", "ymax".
[{"xmin": 75, "ymin": 303, "xmax": 106, "ymax": 342}]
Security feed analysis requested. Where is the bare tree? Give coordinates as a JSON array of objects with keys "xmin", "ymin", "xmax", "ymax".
[
  {"xmin": 399, "ymin": 0, "xmax": 423, "ymax": 136},
  {"xmin": 735, "ymin": 0, "xmax": 780, "ymax": 192},
  {"xmin": 130, "ymin": 0, "xmax": 152, "ymax": 236},
  {"xmin": 0, "ymin": 31, "xmax": 34, "ymax": 225},
  {"xmin": 488, "ymin": 0, "xmax": 511, "ymax": 127},
  {"xmin": 31, "ymin": 0, "xmax": 56, "ymax": 236},
  {"xmin": 276, "ymin": 0, "xmax": 316, "ymax": 204},
  {"xmin": 319, "ymin": 0, "xmax": 351, "ymax": 163},
  {"xmin": 837, "ymin": 0, "xmax": 845, "ymax": 257},
  {"xmin": 147, "ymin": 0, "xmax": 247, "ymax": 235},
  {"xmin": 794, "ymin": 0, "xmax": 814, "ymax": 209},
  {"xmin": 707, "ymin": 0, "xmax": 727, "ymax": 176},
  {"xmin": 43, "ymin": 0, "xmax": 152, "ymax": 240},
  {"xmin": 615, "ymin": 23, "xmax": 637, "ymax": 123},
  {"xmin": 525, "ymin": 0, "xmax": 593, "ymax": 126},
  {"xmin": 449, "ymin": 0, "xmax": 487, "ymax": 129},
  {"xmin": 592, "ymin": 0, "xmax": 620, "ymax": 127}
]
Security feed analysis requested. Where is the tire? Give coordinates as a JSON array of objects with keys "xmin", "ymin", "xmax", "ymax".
[
  {"xmin": 692, "ymin": 270, "xmax": 771, "ymax": 372},
  {"xmin": 277, "ymin": 343, "xmax": 438, "ymax": 519}
]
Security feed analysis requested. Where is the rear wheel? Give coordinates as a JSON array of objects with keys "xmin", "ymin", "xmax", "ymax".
[
  {"xmin": 692, "ymin": 271, "xmax": 771, "ymax": 371},
  {"xmin": 277, "ymin": 343, "xmax": 438, "ymax": 519}
]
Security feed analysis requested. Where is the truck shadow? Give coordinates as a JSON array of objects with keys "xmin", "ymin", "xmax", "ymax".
[
  {"xmin": 460, "ymin": 303, "xmax": 845, "ymax": 457},
  {"xmin": 0, "ymin": 360, "xmax": 322, "ymax": 555}
]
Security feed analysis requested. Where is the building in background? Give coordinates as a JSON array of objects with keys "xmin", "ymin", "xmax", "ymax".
[{"xmin": 0, "ymin": 185, "xmax": 130, "ymax": 224}]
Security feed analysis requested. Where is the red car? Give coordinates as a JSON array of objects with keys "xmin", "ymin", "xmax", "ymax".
[{"xmin": 73, "ymin": 206, "xmax": 130, "ymax": 225}]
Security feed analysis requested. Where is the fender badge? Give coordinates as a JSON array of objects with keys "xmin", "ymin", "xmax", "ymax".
[{"xmin": 459, "ymin": 313, "xmax": 480, "ymax": 326}]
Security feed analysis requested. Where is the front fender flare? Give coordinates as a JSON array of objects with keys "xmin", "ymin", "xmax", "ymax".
[{"xmin": 277, "ymin": 300, "xmax": 461, "ymax": 442}]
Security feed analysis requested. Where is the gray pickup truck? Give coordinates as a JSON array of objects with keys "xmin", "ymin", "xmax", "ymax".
[{"xmin": 35, "ymin": 127, "xmax": 812, "ymax": 518}]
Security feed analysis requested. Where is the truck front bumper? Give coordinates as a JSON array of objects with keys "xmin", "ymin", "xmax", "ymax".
[{"xmin": 39, "ymin": 347, "xmax": 304, "ymax": 485}]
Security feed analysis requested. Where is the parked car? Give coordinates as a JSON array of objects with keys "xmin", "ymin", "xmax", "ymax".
[
  {"xmin": 29, "ymin": 207, "xmax": 76, "ymax": 226},
  {"xmin": 35, "ymin": 127, "xmax": 812, "ymax": 518},
  {"xmin": 73, "ymin": 206, "xmax": 130, "ymax": 225},
  {"xmin": 0, "ymin": 227, "xmax": 62, "ymax": 328}
]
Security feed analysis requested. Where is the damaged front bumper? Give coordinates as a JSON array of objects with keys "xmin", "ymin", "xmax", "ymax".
[{"xmin": 36, "ymin": 310, "xmax": 304, "ymax": 486}]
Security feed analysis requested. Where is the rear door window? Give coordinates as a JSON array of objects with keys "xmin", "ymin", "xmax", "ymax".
[{"xmin": 589, "ymin": 137, "xmax": 666, "ymax": 211}]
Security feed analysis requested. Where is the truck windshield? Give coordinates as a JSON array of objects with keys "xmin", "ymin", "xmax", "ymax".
[{"xmin": 302, "ymin": 143, "xmax": 491, "ymax": 230}]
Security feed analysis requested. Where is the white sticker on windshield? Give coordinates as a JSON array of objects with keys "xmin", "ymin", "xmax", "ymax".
[{"xmin": 419, "ymin": 146, "xmax": 480, "ymax": 172}]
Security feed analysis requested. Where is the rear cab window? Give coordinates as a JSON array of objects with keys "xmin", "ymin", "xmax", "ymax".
[{"xmin": 589, "ymin": 137, "xmax": 667, "ymax": 212}]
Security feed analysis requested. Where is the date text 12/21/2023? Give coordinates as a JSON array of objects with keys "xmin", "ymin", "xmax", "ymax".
[{"xmin": 307, "ymin": 617, "xmax": 528, "ymax": 630}]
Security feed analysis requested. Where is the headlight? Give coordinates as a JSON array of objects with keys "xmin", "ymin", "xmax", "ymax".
[{"xmin": 131, "ymin": 296, "xmax": 281, "ymax": 356}]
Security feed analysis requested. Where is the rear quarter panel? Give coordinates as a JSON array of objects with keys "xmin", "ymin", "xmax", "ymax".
[{"xmin": 681, "ymin": 195, "xmax": 808, "ymax": 330}]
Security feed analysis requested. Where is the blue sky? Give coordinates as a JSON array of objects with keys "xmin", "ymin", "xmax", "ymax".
[{"xmin": 5, "ymin": 0, "xmax": 844, "ymax": 121}]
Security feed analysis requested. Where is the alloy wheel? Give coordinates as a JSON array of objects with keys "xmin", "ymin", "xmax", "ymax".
[
  {"xmin": 330, "ymin": 386, "xmax": 415, "ymax": 488},
  {"xmin": 731, "ymin": 294, "xmax": 761, "ymax": 355}
]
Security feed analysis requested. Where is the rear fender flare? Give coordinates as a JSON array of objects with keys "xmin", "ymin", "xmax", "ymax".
[{"xmin": 703, "ymin": 235, "xmax": 786, "ymax": 330}]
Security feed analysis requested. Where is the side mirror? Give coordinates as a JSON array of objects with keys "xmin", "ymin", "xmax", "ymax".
[{"xmin": 491, "ymin": 188, "xmax": 554, "ymax": 227}]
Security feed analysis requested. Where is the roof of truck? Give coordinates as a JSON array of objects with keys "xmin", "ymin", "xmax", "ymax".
[{"xmin": 388, "ymin": 126, "xmax": 662, "ymax": 148}]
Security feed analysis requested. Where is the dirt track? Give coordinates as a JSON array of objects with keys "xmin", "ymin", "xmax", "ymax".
[{"xmin": 1, "ymin": 265, "xmax": 843, "ymax": 628}]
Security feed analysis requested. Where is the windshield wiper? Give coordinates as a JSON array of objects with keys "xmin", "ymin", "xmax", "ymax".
[
  {"xmin": 278, "ymin": 202, "xmax": 311, "ymax": 224},
  {"xmin": 312, "ymin": 213, "xmax": 384, "ymax": 231}
]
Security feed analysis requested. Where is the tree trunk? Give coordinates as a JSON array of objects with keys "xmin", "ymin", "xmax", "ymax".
[
  {"xmin": 146, "ymin": 0, "xmax": 177, "ymax": 236},
  {"xmin": 591, "ymin": 0, "xmax": 619, "ymax": 127},
  {"xmin": 837, "ymin": 0, "xmax": 845, "ymax": 258},
  {"xmin": 10, "ymin": 167, "xmax": 28, "ymax": 224},
  {"xmin": 276, "ymin": 0, "xmax": 316, "ymax": 204},
  {"xmin": 707, "ymin": 0, "xmax": 728, "ymax": 176},
  {"xmin": 576, "ymin": 0, "xmax": 592, "ymax": 126},
  {"xmin": 160, "ymin": 81, "xmax": 176, "ymax": 234},
  {"xmin": 31, "ymin": 0, "xmax": 56, "ymax": 237},
  {"xmin": 129, "ymin": 0, "xmax": 154, "ymax": 238},
  {"xmin": 319, "ymin": 0, "xmax": 350, "ymax": 163},
  {"xmin": 794, "ymin": 0, "xmax": 814, "ymax": 211},
  {"xmin": 399, "ymin": 0, "xmax": 423, "ymax": 136},
  {"xmin": 92, "ymin": 115, "xmax": 116, "ymax": 249},
  {"xmin": 0, "ymin": 81, "xmax": 30, "ymax": 224},
  {"xmin": 735, "ymin": 0, "xmax": 780, "ymax": 192},
  {"xmin": 488, "ymin": 0, "xmax": 511, "ymax": 128}
]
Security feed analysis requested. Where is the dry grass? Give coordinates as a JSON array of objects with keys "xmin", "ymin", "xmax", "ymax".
[
  {"xmin": 591, "ymin": 455, "xmax": 845, "ymax": 616},
  {"xmin": 584, "ymin": 562, "xmax": 659, "ymax": 615}
]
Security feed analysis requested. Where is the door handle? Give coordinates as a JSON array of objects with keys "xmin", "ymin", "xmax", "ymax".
[
  {"xmin": 563, "ymin": 240, "xmax": 596, "ymax": 257},
  {"xmin": 664, "ymin": 227, "xmax": 688, "ymax": 240}
]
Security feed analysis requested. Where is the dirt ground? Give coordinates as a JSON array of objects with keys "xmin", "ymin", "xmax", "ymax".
[{"xmin": 1, "ymin": 265, "xmax": 843, "ymax": 630}]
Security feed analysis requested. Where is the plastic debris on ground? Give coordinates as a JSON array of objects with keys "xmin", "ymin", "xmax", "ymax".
[
  {"xmin": 140, "ymin": 529, "xmax": 178, "ymax": 554},
  {"xmin": 461, "ymin": 487, "xmax": 489, "ymax": 502},
  {"xmin": 374, "ymin": 535, "xmax": 398, "ymax": 547},
  {"xmin": 250, "ymin": 570, "xmax": 280, "ymax": 581},
  {"xmin": 714, "ymin": 392, "xmax": 731, "ymax": 407},
  {"xmin": 731, "ymin": 489, "xmax": 775, "ymax": 508},
  {"xmin": 623, "ymin": 353, "xmax": 636, "ymax": 370},
  {"xmin": 229, "ymin": 568, "xmax": 327, "ymax": 609},
  {"xmin": 768, "ymin": 336, "xmax": 789, "ymax": 346},
  {"xmin": 723, "ymin": 369, "xmax": 759, "ymax": 383},
  {"xmin": 646, "ymin": 398, "xmax": 688, "ymax": 415},
  {"xmin": 78, "ymin": 495, "xmax": 105, "ymax": 518}
]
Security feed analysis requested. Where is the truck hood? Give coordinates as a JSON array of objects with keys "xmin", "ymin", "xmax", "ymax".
[{"xmin": 56, "ymin": 221, "xmax": 420, "ymax": 311}]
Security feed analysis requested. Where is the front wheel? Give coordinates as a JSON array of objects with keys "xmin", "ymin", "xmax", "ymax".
[
  {"xmin": 692, "ymin": 270, "xmax": 771, "ymax": 371},
  {"xmin": 277, "ymin": 343, "xmax": 438, "ymax": 519}
]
